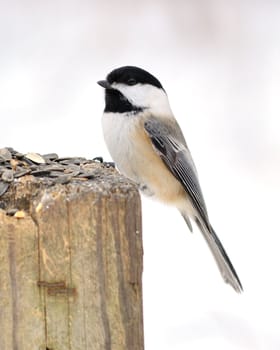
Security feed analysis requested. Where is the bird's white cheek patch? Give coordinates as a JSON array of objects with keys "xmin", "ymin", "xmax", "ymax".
[{"xmin": 111, "ymin": 83, "xmax": 172, "ymax": 117}]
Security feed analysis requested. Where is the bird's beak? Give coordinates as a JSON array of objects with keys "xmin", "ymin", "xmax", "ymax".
[{"xmin": 97, "ymin": 80, "xmax": 112, "ymax": 89}]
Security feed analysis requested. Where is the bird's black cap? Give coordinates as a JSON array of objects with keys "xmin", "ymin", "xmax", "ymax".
[
  {"xmin": 98, "ymin": 66, "xmax": 164, "ymax": 113},
  {"xmin": 106, "ymin": 66, "xmax": 164, "ymax": 90}
]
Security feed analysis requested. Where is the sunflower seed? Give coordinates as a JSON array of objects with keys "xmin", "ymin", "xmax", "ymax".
[
  {"xmin": 14, "ymin": 168, "xmax": 32, "ymax": 178},
  {"xmin": 0, "ymin": 148, "xmax": 12, "ymax": 162},
  {"xmin": 93, "ymin": 156, "xmax": 103, "ymax": 163},
  {"xmin": 44, "ymin": 165, "xmax": 65, "ymax": 172},
  {"xmin": 64, "ymin": 164, "xmax": 80, "ymax": 172},
  {"xmin": 14, "ymin": 152, "xmax": 24, "ymax": 159},
  {"xmin": 53, "ymin": 175, "xmax": 72, "ymax": 184},
  {"xmin": 25, "ymin": 153, "xmax": 46, "ymax": 164},
  {"xmin": 43, "ymin": 153, "xmax": 59, "ymax": 161},
  {"xmin": 0, "ymin": 182, "xmax": 9, "ymax": 196},
  {"xmin": 2, "ymin": 170, "xmax": 14, "ymax": 182},
  {"xmin": 0, "ymin": 149, "xmax": 108, "ymax": 190},
  {"xmin": 22, "ymin": 158, "xmax": 35, "ymax": 166},
  {"xmin": 59, "ymin": 158, "xmax": 86, "ymax": 165},
  {"xmin": 6, "ymin": 208, "xmax": 18, "ymax": 216},
  {"xmin": 78, "ymin": 171, "xmax": 95, "ymax": 179},
  {"xmin": 31, "ymin": 170, "xmax": 51, "ymax": 177},
  {"xmin": 49, "ymin": 171, "xmax": 66, "ymax": 178},
  {"xmin": 55, "ymin": 157, "xmax": 72, "ymax": 162},
  {"xmin": 64, "ymin": 169, "xmax": 80, "ymax": 177}
]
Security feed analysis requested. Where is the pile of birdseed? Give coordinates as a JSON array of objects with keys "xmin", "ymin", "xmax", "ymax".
[{"xmin": 0, "ymin": 147, "xmax": 114, "ymax": 199}]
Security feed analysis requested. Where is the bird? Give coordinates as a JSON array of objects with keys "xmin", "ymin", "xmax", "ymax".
[{"xmin": 98, "ymin": 66, "xmax": 242, "ymax": 293}]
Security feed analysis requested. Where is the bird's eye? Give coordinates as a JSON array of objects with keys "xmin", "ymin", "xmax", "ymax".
[{"xmin": 127, "ymin": 78, "xmax": 137, "ymax": 86}]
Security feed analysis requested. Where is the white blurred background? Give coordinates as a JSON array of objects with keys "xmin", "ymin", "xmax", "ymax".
[{"xmin": 1, "ymin": 1, "xmax": 280, "ymax": 349}]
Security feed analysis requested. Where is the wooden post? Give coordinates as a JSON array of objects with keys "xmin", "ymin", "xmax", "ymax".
[{"xmin": 0, "ymin": 164, "xmax": 143, "ymax": 350}]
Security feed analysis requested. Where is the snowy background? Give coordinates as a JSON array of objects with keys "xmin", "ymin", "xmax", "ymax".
[{"xmin": 1, "ymin": 1, "xmax": 280, "ymax": 349}]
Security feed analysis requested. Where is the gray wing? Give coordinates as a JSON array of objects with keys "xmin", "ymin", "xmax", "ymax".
[
  {"xmin": 144, "ymin": 118, "xmax": 209, "ymax": 227},
  {"xmin": 144, "ymin": 118, "xmax": 243, "ymax": 293}
]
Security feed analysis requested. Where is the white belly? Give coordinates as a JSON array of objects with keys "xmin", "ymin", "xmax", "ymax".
[
  {"xmin": 102, "ymin": 112, "xmax": 186, "ymax": 205},
  {"xmin": 102, "ymin": 112, "xmax": 140, "ymax": 179}
]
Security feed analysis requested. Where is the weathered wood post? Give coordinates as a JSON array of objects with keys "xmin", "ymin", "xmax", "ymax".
[{"xmin": 0, "ymin": 149, "xmax": 144, "ymax": 350}]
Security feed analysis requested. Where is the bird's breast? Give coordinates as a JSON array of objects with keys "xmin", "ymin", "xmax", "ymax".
[{"xmin": 102, "ymin": 112, "xmax": 185, "ymax": 204}]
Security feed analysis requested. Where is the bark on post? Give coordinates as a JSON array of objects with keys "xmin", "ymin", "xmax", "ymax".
[{"xmin": 0, "ymin": 159, "xmax": 143, "ymax": 350}]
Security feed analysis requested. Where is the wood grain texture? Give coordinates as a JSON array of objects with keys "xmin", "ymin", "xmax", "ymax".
[
  {"xmin": 0, "ymin": 164, "xmax": 143, "ymax": 350},
  {"xmin": 0, "ymin": 213, "xmax": 44, "ymax": 350}
]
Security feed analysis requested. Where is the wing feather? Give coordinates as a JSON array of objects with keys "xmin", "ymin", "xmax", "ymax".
[
  {"xmin": 144, "ymin": 118, "xmax": 243, "ymax": 292},
  {"xmin": 144, "ymin": 119, "xmax": 209, "ymax": 226}
]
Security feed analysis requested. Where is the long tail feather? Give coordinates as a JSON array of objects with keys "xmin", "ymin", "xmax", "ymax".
[{"xmin": 195, "ymin": 218, "xmax": 243, "ymax": 293}]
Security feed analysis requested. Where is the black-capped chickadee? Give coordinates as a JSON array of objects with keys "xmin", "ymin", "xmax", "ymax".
[{"xmin": 98, "ymin": 66, "xmax": 242, "ymax": 293}]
